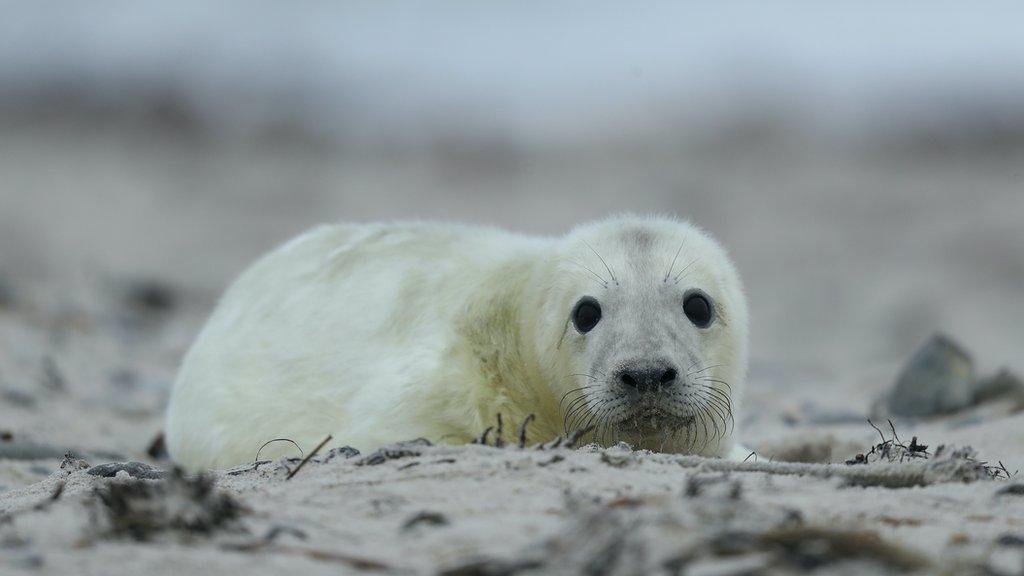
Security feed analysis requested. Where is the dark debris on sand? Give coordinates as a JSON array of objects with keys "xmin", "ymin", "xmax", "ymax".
[
  {"xmin": 87, "ymin": 461, "xmax": 166, "ymax": 480},
  {"xmin": 357, "ymin": 438, "xmax": 432, "ymax": 466},
  {"xmin": 91, "ymin": 469, "xmax": 245, "ymax": 541},
  {"xmin": 440, "ymin": 490, "xmax": 928, "ymax": 576}
]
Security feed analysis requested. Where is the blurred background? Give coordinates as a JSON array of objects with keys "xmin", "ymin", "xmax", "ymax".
[{"xmin": 1, "ymin": 2, "xmax": 1022, "ymax": 449}]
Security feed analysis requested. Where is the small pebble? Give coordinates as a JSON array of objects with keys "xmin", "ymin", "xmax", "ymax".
[{"xmin": 974, "ymin": 369, "xmax": 1024, "ymax": 406}]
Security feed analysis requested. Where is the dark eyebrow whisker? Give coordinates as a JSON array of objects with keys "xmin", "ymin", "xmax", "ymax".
[
  {"xmin": 583, "ymin": 240, "xmax": 618, "ymax": 285},
  {"xmin": 664, "ymin": 239, "xmax": 686, "ymax": 283}
]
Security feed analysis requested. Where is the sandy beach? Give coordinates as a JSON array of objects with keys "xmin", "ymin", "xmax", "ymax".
[
  {"xmin": 2, "ymin": 120, "xmax": 1024, "ymax": 574},
  {"xmin": 4, "ymin": 4, "xmax": 1024, "ymax": 571}
]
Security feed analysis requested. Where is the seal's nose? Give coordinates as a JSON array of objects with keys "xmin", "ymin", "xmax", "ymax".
[{"xmin": 617, "ymin": 362, "xmax": 678, "ymax": 392}]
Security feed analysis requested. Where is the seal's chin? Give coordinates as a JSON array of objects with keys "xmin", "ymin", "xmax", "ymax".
[{"xmin": 616, "ymin": 405, "xmax": 692, "ymax": 434}]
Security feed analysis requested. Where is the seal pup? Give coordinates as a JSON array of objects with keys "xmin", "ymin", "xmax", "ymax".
[{"xmin": 165, "ymin": 215, "xmax": 749, "ymax": 470}]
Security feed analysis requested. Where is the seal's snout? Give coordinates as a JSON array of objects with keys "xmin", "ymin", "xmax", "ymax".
[{"xmin": 616, "ymin": 361, "xmax": 678, "ymax": 392}]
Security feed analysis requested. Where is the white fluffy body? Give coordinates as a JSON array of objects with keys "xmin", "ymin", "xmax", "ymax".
[{"xmin": 165, "ymin": 216, "xmax": 749, "ymax": 470}]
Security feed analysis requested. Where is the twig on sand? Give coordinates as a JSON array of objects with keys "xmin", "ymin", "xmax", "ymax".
[{"xmin": 285, "ymin": 435, "xmax": 332, "ymax": 480}]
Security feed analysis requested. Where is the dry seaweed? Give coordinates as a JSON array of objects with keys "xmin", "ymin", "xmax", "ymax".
[
  {"xmin": 844, "ymin": 420, "xmax": 930, "ymax": 465},
  {"xmin": 842, "ymin": 420, "xmax": 1016, "ymax": 480}
]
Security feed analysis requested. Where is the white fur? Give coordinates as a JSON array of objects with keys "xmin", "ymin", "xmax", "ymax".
[{"xmin": 165, "ymin": 216, "xmax": 748, "ymax": 470}]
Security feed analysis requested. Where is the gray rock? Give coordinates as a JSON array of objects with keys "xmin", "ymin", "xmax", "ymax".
[
  {"xmin": 888, "ymin": 334, "xmax": 975, "ymax": 417},
  {"xmin": 973, "ymin": 369, "xmax": 1024, "ymax": 406},
  {"xmin": 87, "ymin": 462, "xmax": 166, "ymax": 480}
]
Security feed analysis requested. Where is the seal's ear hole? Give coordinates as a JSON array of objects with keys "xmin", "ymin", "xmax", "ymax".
[
  {"xmin": 572, "ymin": 297, "xmax": 602, "ymax": 334},
  {"xmin": 683, "ymin": 291, "xmax": 714, "ymax": 328}
]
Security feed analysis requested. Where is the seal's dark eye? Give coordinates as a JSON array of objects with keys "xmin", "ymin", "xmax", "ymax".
[
  {"xmin": 572, "ymin": 297, "xmax": 602, "ymax": 333},
  {"xmin": 683, "ymin": 292, "xmax": 713, "ymax": 328}
]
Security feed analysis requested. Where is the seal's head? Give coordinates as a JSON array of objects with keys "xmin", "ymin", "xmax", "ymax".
[{"xmin": 541, "ymin": 215, "xmax": 748, "ymax": 454}]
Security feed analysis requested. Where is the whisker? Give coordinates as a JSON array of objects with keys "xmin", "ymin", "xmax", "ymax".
[
  {"xmin": 709, "ymin": 403, "xmax": 724, "ymax": 442},
  {"xmin": 583, "ymin": 240, "xmax": 618, "ymax": 285},
  {"xmin": 672, "ymin": 257, "xmax": 700, "ymax": 285},
  {"xmin": 563, "ymin": 397, "xmax": 593, "ymax": 433},
  {"xmin": 698, "ymin": 377, "xmax": 733, "ymax": 393},
  {"xmin": 700, "ymin": 385, "xmax": 733, "ymax": 406},
  {"xmin": 701, "ymin": 400, "xmax": 725, "ymax": 441},
  {"xmin": 580, "ymin": 408, "xmax": 603, "ymax": 445},
  {"xmin": 686, "ymin": 364, "xmax": 725, "ymax": 377},
  {"xmin": 559, "ymin": 385, "xmax": 597, "ymax": 405},
  {"xmin": 697, "ymin": 405, "xmax": 710, "ymax": 451},
  {"xmin": 701, "ymin": 390, "xmax": 732, "ymax": 416},
  {"xmin": 699, "ymin": 386, "xmax": 734, "ymax": 428}
]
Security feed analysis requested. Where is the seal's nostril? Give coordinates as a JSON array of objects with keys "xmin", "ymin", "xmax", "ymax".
[{"xmin": 618, "ymin": 365, "xmax": 677, "ymax": 390}]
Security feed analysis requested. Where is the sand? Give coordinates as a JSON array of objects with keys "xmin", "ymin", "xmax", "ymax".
[{"xmin": 2, "ymin": 121, "xmax": 1024, "ymax": 575}]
